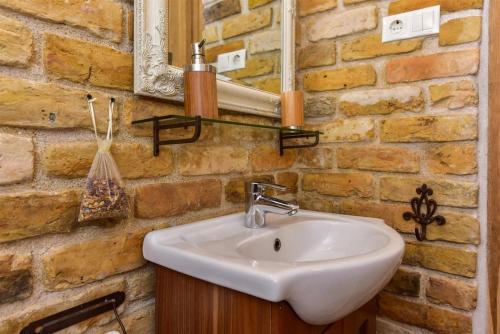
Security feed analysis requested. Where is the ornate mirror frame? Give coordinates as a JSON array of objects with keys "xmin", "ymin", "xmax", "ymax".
[{"xmin": 134, "ymin": 0, "xmax": 296, "ymax": 118}]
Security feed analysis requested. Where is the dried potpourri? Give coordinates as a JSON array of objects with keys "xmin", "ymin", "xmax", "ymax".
[
  {"xmin": 78, "ymin": 178, "xmax": 129, "ymax": 222},
  {"xmin": 78, "ymin": 95, "xmax": 129, "ymax": 223}
]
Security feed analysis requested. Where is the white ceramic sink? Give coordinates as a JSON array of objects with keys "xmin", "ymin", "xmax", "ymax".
[{"xmin": 143, "ymin": 210, "xmax": 404, "ymax": 325}]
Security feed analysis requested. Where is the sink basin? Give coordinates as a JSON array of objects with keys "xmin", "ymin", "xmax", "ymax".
[{"xmin": 143, "ymin": 210, "xmax": 404, "ymax": 325}]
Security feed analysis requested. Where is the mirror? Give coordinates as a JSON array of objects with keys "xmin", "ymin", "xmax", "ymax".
[
  {"xmin": 201, "ymin": 0, "xmax": 281, "ymax": 94},
  {"xmin": 134, "ymin": 0, "xmax": 295, "ymax": 117}
]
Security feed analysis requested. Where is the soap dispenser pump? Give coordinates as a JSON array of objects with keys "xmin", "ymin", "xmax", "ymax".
[{"xmin": 184, "ymin": 39, "xmax": 218, "ymax": 119}]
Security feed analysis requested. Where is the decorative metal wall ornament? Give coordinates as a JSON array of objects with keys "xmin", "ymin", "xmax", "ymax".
[{"xmin": 403, "ymin": 184, "xmax": 446, "ymax": 241}]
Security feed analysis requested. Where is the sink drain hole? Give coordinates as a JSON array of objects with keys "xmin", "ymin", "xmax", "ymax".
[{"xmin": 274, "ymin": 238, "xmax": 281, "ymax": 252}]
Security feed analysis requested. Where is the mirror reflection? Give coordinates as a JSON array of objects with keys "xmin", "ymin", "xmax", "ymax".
[{"xmin": 169, "ymin": 0, "xmax": 281, "ymax": 94}]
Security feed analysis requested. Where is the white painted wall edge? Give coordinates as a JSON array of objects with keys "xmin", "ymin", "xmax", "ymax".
[{"xmin": 474, "ymin": 0, "xmax": 490, "ymax": 332}]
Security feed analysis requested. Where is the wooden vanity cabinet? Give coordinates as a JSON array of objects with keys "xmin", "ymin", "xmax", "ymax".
[{"xmin": 155, "ymin": 266, "xmax": 376, "ymax": 334}]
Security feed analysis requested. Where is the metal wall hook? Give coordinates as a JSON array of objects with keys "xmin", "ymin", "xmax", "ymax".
[{"xmin": 403, "ymin": 184, "xmax": 446, "ymax": 241}]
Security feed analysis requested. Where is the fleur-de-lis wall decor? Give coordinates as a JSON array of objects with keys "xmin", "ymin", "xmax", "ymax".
[{"xmin": 403, "ymin": 184, "xmax": 446, "ymax": 241}]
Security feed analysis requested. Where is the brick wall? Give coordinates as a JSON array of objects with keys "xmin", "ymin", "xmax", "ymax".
[
  {"xmin": 203, "ymin": 0, "xmax": 282, "ymax": 93},
  {"xmin": 295, "ymin": 0, "xmax": 484, "ymax": 333},
  {"xmin": 0, "ymin": 0, "xmax": 488, "ymax": 333},
  {"xmin": 0, "ymin": 1, "xmax": 295, "ymax": 332}
]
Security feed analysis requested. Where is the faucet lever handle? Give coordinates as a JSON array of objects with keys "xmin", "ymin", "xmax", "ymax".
[{"xmin": 253, "ymin": 182, "xmax": 289, "ymax": 193}]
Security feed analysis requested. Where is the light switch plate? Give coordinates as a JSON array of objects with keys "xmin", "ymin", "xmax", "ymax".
[
  {"xmin": 382, "ymin": 5, "xmax": 440, "ymax": 43},
  {"xmin": 216, "ymin": 49, "xmax": 246, "ymax": 73}
]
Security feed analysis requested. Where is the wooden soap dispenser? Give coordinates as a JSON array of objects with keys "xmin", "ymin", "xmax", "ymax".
[{"xmin": 184, "ymin": 39, "xmax": 218, "ymax": 119}]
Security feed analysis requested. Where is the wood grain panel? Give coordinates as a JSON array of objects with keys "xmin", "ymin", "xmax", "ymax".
[
  {"xmin": 270, "ymin": 302, "xmax": 330, "ymax": 333},
  {"xmin": 156, "ymin": 266, "xmax": 376, "ymax": 334},
  {"xmin": 184, "ymin": 70, "xmax": 218, "ymax": 118},
  {"xmin": 155, "ymin": 266, "xmax": 225, "ymax": 333},
  {"xmin": 225, "ymin": 289, "xmax": 271, "ymax": 334},
  {"xmin": 168, "ymin": 0, "xmax": 202, "ymax": 67},
  {"xmin": 489, "ymin": 1, "xmax": 500, "ymax": 332}
]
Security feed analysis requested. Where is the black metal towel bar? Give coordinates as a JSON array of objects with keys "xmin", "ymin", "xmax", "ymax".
[{"xmin": 20, "ymin": 291, "xmax": 126, "ymax": 334}]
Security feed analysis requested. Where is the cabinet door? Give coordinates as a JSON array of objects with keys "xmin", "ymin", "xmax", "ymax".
[
  {"xmin": 270, "ymin": 302, "xmax": 342, "ymax": 334},
  {"xmin": 341, "ymin": 300, "xmax": 376, "ymax": 334},
  {"xmin": 155, "ymin": 267, "xmax": 225, "ymax": 334},
  {"xmin": 224, "ymin": 289, "xmax": 271, "ymax": 334}
]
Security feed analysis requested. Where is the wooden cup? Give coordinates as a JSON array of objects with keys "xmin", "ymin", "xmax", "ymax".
[{"xmin": 280, "ymin": 90, "xmax": 304, "ymax": 129}]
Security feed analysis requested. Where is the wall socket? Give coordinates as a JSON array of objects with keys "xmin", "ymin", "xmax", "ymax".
[
  {"xmin": 216, "ymin": 49, "xmax": 246, "ymax": 73},
  {"xmin": 382, "ymin": 5, "xmax": 440, "ymax": 43}
]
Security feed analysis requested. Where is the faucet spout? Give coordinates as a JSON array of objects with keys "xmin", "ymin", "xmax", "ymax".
[
  {"xmin": 245, "ymin": 182, "xmax": 299, "ymax": 228},
  {"xmin": 256, "ymin": 195, "xmax": 299, "ymax": 216}
]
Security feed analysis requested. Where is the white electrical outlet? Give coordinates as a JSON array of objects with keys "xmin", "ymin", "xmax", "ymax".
[
  {"xmin": 216, "ymin": 49, "xmax": 246, "ymax": 73},
  {"xmin": 382, "ymin": 5, "xmax": 440, "ymax": 43}
]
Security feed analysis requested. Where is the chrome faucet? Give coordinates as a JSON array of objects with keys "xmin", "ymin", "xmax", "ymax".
[{"xmin": 245, "ymin": 182, "xmax": 299, "ymax": 228}]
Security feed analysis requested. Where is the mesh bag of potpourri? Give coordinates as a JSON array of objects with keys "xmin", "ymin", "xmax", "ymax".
[{"xmin": 78, "ymin": 95, "xmax": 129, "ymax": 223}]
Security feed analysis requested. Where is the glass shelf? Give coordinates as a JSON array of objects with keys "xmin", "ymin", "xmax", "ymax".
[
  {"xmin": 131, "ymin": 114, "xmax": 322, "ymax": 156},
  {"xmin": 132, "ymin": 114, "xmax": 322, "ymax": 135}
]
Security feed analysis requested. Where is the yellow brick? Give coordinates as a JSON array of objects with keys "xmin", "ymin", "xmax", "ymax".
[
  {"xmin": 305, "ymin": 5, "xmax": 377, "ymax": 41},
  {"xmin": 0, "ymin": 134, "xmax": 33, "ymax": 186},
  {"xmin": 337, "ymin": 146, "xmax": 420, "ymax": 173},
  {"xmin": 43, "ymin": 229, "xmax": 151, "ymax": 290},
  {"xmin": 44, "ymin": 34, "xmax": 133, "ymax": 90},
  {"xmin": 178, "ymin": 145, "xmax": 248, "ymax": 176},
  {"xmin": 381, "ymin": 115, "xmax": 477, "ymax": 143},
  {"xmin": 0, "ymin": 15, "xmax": 32, "ymax": 67},
  {"xmin": 342, "ymin": 34, "xmax": 422, "ymax": 61},
  {"xmin": 0, "ymin": 254, "xmax": 32, "ymax": 304},
  {"xmin": 297, "ymin": 147, "xmax": 335, "ymax": 169},
  {"xmin": 339, "ymin": 86, "xmax": 424, "ymax": 116},
  {"xmin": 203, "ymin": 25, "xmax": 219, "ymax": 44},
  {"xmin": 379, "ymin": 293, "xmax": 472, "ymax": 333},
  {"xmin": 298, "ymin": 0, "xmax": 337, "ymax": 16},
  {"xmin": 0, "ymin": 75, "xmax": 116, "ymax": 132},
  {"xmin": 404, "ymin": 241, "xmax": 476, "ymax": 277},
  {"xmin": 298, "ymin": 192, "xmax": 338, "ymax": 213},
  {"xmin": 389, "ymin": 0, "xmax": 482, "ymax": 14},
  {"xmin": 429, "ymin": 80, "xmax": 478, "ymax": 110},
  {"xmin": 311, "ymin": 118, "xmax": 375, "ymax": 143},
  {"xmin": 0, "ymin": 0, "xmax": 123, "ymax": 42},
  {"xmin": 251, "ymin": 144, "xmax": 296, "ymax": 172},
  {"xmin": 204, "ymin": 0, "xmax": 241, "ymax": 24},
  {"xmin": 298, "ymin": 41, "xmax": 336, "ymax": 69},
  {"xmin": 253, "ymin": 77, "xmax": 281, "ymax": 94},
  {"xmin": 440, "ymin": 17, "xmax": 482, "ymax": 46},
  {"xmin": 427, "ymin": 143, "xmax": 477, "ymax": 175},
  {"xmin": 303, "ymin": 173, "xmax": 374, "ymax": 198},
  {"xmin": 426, "ymin": 276, "xmax": 477, "ymax": 311},
  {"xmin": 249, "ymin": 0, "xmax": 273, "ymax": 9},
  {"xmin": 42, "ymin": 142, "xmax": 174, "ymax": 179},
  {"xmin": 135, "ymin": 180, "xmax": 222, "ymax": 219},
  {"xmin": 304, "ymin": 65, "xmax": 376, "ymax": 92},
  {"xmin": 222, "ymin": 8, "xmax": 272, "ymax": 39}
]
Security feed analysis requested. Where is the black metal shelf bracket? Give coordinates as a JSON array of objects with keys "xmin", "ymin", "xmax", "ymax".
[
  {"xmin": 133, "ymin": 115, "xmax": 202, "ymax": 156},
  {"xmin": 279, "ymin": 130, "xmax": 320, "ymax": 156}
]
